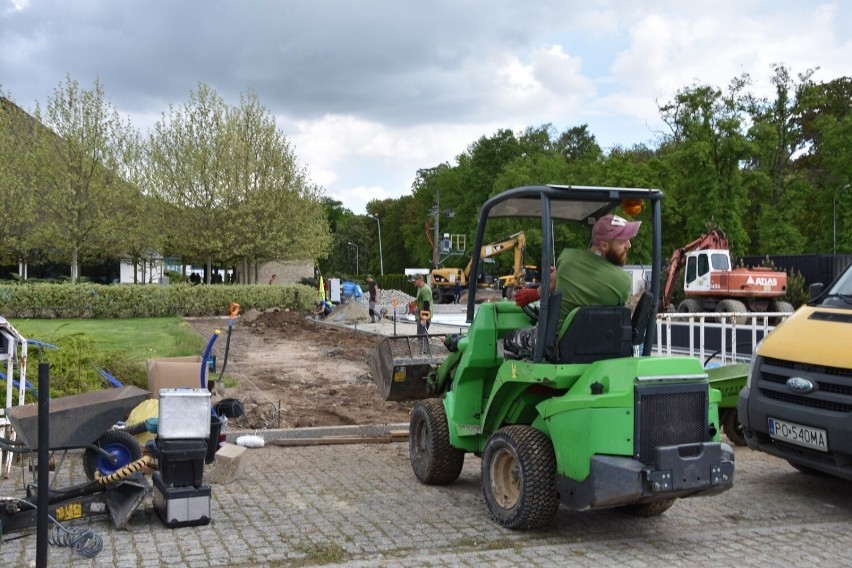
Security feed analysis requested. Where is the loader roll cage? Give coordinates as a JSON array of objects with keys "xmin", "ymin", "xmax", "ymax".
[{"xmin": 465, "ymin": 184, "xmax": 664, "ymax": 362}]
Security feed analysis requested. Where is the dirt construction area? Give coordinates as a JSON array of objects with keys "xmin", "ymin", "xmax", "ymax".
[{"xmin": 184, "ymin": 301, "xmax": 422, "ymax": 431}]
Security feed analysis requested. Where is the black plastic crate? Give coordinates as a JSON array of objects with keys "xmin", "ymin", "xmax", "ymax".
[
  {"xmin": 152, "ymin": 472, "xmax": 211, "ymax": 528},
  {"xmin": 157, "ymin": 438, "xmax": 206, "ymax": 487}
]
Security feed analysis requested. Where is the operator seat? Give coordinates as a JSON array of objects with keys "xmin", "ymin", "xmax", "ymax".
[{"xmin": 553, "ymin": 305, "xmax": 633, "ymax": 364}]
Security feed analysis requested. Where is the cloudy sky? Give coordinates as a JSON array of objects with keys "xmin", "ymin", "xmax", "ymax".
[{"xmin": 1, "ymin": 1, "xmax": 850, "ymax": 215}]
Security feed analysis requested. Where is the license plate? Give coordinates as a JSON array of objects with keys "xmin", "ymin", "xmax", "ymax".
[{"xmin": 768, "ymin": 417, "xmax": 828, "ymax": 452}]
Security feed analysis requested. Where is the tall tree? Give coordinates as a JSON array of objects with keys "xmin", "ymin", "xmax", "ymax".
[
  {"xmin": 657, "ymin": 78, "xmax": 752, "ymax": 256},
  {"xmin": 26, "ymin": 76, "xmax": 139, "ymax": 283},
  {"xmin": 0, "ymin": 96, "xmax": 41, "ymax": 276},
  {"xmin": 147, "ymin": 85, "xmax": 331, "ymax": 283}
]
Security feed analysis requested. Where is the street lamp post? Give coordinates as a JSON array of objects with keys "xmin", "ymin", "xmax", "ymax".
[
  {"xmin": 834, "ymin": 183, "xmax": 851, "ymax": 254},
  {"xmin": 347, "ymin": 242, "xmax": 359, "ymax": 275},
  {"xmin": 367, "ymin": 214, "xmax": 384, "ymax": 275}
]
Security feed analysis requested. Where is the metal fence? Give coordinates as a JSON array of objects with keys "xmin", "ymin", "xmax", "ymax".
[{"xmin": 653, "ymin": 312, "xmax": 794, "ymax": 365}]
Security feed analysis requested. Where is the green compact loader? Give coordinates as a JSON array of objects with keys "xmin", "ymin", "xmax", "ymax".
[{"xmin": 370, "ymin": 185, "xmax": 734, "ymax": 529}]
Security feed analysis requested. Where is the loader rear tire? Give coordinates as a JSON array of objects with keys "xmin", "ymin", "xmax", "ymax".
[
  {"xmin": 481, "ymin": 425, "xmax": 559, "ymax": 530},
  {"xmin": 618, "ymin": 498, "xmax": 676, "ymax": 517},
  {"xmin": 409, "ymin": 399, "xmax": 465, "ymax": 485},
  {"xmin": 83, "ymin": 429, "xmax": 142, "ymax": 480},
  {"xmin": 722, "ymin": 410, "xmax": 746, "ymax": 446}
]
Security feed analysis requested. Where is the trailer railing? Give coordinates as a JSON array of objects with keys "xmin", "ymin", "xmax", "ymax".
[{"xmin": 653, "ymin": 312, "xmax": 793, "ymax": 365}]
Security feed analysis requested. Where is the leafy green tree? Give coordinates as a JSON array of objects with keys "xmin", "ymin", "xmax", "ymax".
[
  {"xmin": 0, "ymin": 95, "xmax": 42, "ymax": 276},
  {"xmin": 147, "ymin": 85, "xmax": 330, "ymax": 283},
  {"xmin": 657, "ymin": 78, "xmax": 752, "ymax": 256},
  {"xmin": 27, "ymin": 76, "xmax": 140, "ymax": 283}
]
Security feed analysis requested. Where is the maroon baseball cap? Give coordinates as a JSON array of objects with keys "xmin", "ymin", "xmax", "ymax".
[{"xmin": 591, "ymin": 214, "xmax": 641, "ymax": 245}]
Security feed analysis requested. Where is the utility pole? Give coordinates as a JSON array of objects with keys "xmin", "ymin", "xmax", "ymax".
[{"xmin": 433, "ymin": 189, "xmax": 440, "ymax": 269}]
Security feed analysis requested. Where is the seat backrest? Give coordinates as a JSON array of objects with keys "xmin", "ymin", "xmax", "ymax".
[
  {"xmin": 630, "ymin": 291, "xmax": 654, "ymax": 347},
  {"xmin": 556, "ymin": 305, "xmax": 633, "ymax": 364}
]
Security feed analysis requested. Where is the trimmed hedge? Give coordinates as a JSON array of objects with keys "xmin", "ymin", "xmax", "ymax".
[{"xmin": 0, "ymin": 282, "xmax": 318, "ymax": 319}]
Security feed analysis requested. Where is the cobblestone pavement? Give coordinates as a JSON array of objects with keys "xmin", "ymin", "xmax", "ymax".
[{"xmin": 2, "ymin": 437, "xmax": 852, "ymax": 567}]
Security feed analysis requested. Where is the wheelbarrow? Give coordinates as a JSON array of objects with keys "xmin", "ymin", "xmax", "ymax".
[
  {"xmin": 0, "ymin": 385, "xmax": 153, "ymax": 532},
  {"xmin": 4, "ymin": 385, "xmax": 151, "ymax": 478}
]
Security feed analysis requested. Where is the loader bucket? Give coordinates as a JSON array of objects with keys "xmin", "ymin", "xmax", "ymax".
[{"xmin": 369, "ymin": 335, "xmax": 447, "ymax": 401}]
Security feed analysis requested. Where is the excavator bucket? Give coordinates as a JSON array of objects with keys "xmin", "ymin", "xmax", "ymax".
[{"xmin": 369, "ymin": 335, "xmax": 447, "ymax": 401}]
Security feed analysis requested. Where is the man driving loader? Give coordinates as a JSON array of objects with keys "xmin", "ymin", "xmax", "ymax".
[{"xmin": 504, "ymin": 213, "xmax": 640, "ymax": 356}]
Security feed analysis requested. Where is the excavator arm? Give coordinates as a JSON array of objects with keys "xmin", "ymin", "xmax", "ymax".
[
  {"xmin": 661, "ymin": 228, "xmax": 730, "ymax": 309},
  {"xmin": 462, "ymin": 232, "xmax": 526, "ymax": 281}
]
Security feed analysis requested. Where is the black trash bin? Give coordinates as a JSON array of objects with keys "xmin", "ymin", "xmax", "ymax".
[{"xmin": 206, "ymin": 414, "xmax": 223, "ymax": 464}]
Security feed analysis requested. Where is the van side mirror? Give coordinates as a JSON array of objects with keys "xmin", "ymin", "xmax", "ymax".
[{"xmin": 809, "ymin": 283, "xmax": 824, "ymax": 300}]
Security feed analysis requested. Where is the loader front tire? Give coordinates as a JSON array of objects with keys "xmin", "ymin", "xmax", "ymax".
[
  {"xmin": 409, "ymin": 399, "xmax": 464, "ymax": 485},
  {"xmin": 721, "ymin": 410, "xmax": 746, "ymax": 446},
  {"xmin": 481, "ymin": 425, "xmax": 559, "ymax": 530}
]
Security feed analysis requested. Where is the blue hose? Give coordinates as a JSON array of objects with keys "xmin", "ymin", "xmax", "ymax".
[{"xmin": 200, "ymin": 330, "xmax": 220, "ymax": 389}]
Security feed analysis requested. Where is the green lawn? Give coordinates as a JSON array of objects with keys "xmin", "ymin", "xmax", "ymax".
[
  {"xmin": 10, "ymin": 317, "xmax": 206, "ymax": 362},
  {"xmin": 3, "ymin": 317, "xmax": 222, "ymax": 400}
]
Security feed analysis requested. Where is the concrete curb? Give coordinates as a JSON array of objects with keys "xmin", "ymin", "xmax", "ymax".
[{"xmin": 225, "ymin": 422, "xmax": 409, "ymax": 444}]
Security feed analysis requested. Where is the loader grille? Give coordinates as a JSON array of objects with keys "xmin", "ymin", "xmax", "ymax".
[{"xmin": 635, "ymin": 383, "xmax": 708, "ymax": 465}]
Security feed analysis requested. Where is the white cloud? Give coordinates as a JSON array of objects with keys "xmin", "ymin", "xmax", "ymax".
[{"xmin": 0, "ymin": 1, "xmax": 849, "ymax": 215}]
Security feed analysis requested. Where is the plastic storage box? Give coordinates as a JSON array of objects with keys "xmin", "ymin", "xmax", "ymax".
[
  {"xmin": 152, "ymin": 472, "xmax": 211, "ymax": 528},
  {"xmin": 157, "ymin": 438, "xmax": 207, "ymax": 487},
  {"xmin": 158, "ymin": 388, "xmax": 211, "ymax": 439}
]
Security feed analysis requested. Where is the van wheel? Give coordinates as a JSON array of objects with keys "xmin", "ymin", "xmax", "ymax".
[
  {"xmin": 618, "ymin": 498, "xmax": 676, "ymax": 517},
  {"xmin": 409, "ymin": 399, "xmax": 464, "ymax": 485},
  {"xmin": 721, "ymin": 410, "xmax": 746, "ymax": 446},
  {"xmin": 481, "ymin": 425, "xmax": 559, "ymax": 530},
  {"xmin": 787, "ymin": 460, "xmax": 827, "ymax": 476}
]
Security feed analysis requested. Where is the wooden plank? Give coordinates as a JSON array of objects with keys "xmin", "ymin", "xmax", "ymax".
[{"xmin": 270, "ymin": 432, "xmax": 408, "ymax": 448}]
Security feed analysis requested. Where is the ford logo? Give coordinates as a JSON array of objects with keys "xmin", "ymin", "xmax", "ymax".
[{"xmin": 786, "ymin": 377, "xmax": 815, "ymax": 394}]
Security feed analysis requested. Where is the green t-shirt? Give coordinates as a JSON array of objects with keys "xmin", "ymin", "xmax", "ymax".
[
  {"xmin": 555, "ymin": 248, "xmax": 631, "ymax": 329},
  {"xmin": 416, "ymin": 284, "xmax": 432, "ymax": 316}
]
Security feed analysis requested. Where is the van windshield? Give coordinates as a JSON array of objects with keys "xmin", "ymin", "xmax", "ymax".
[{"xmin": 818, "ymin": 265, "xmax": 852, "ymax": 308}]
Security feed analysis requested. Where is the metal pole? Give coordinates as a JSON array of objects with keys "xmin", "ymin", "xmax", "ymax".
[{"xmin": 37, "ymin": 362, "xmax": 50, "ymax": 568}]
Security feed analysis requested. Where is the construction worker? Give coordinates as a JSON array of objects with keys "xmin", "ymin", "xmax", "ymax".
[
  {"xmin": 506, "ymin": 214, "xmax": 640, "ymax": 357},
  {"xmin": 413, "ymin": 274, "xmax": 432, "ymax": 354},
  {"xmin": 367, "ymin": 276, "xmax": 379, "ymax": 323}
]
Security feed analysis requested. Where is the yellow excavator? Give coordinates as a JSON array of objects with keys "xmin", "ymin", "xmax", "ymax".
[{"xmin": 429, "ymin": 231, "xmax": 527, "ymax": 304}]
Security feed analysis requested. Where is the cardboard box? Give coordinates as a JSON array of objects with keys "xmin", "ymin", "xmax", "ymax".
[{"xmin": 147, "ymin": 356, "xmax": 207, "ymax": 398}]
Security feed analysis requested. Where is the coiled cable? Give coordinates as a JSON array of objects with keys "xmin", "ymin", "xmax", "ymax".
[
  {"xmin": 0, "ymin": 497, "xmax": 103, "ymax": 558},
  {"xmin": 48, "ymin": 519, "xmax": 103, "ymax": 558}
]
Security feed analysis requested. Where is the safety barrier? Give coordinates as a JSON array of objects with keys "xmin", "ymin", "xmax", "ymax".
[
  {"xmin": 653, "ymin": 312, "xmax": 793, "ymax": 365},
  {"xmin": 1, "ymin": 317, "xmax": 29, "ymax": 478}
]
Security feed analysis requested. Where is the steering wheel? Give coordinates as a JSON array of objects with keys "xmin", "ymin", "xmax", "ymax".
[{"xmin": 521, "ymin": 303, "xmax": 539, "ymax": 326}]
